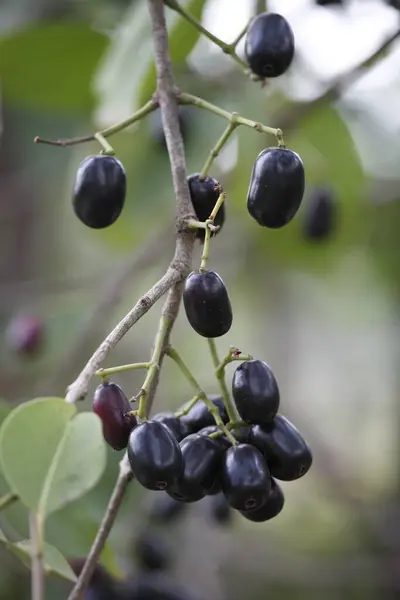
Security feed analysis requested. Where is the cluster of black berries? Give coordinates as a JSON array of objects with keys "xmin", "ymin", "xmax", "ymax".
[{"xmin": 93, "ymin": 357, "xmax": 312, "ymax": 525}]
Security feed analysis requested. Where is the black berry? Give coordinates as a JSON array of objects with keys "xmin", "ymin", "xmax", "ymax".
[
  {"xmin": 167, "ymin": 433, "xmax": 224, "ymax": 502},
  {"xmin": 208, "ymin": 492, "xmax": 232, "ymax": 525},
  {"xmin": 251, "ymin": 415, "xmax": 312, "ymax": 481},
  {"xmin": 152, "ymin": 412, "xmax": 187, "ymax": 442},
  {"xmin": 73, "ymin": 155, "xmax": 126, "ymax": 229},
  {"xmin": 316, "ymin": 0, "xmax": 343, "ymax": 5},
  {"xmin": 245, "ymin": 13, "xmax": 295, "ymax": 78},
  {"xmin": 133, "ymin": 531, "xmax": 171, "ymax": 573},
  {"xmin": 240, "ymin": 478, "xmax": 284, "ymax": 522},
  {"xmin": 150, "ymin": 106, "xmax": 190, "ymax": 149},
  {"xmin": 146, "ymin": 491, "xmax": 188, "ymax": 525},
  {"xmin": 247, "ymin": 147, "xmax": 305, "ymax": 228},
  {"xmin": 6, "ymin": 315, "xmax": 44, "ymax": 357},
  {"xmin": 232, "ymin": 359, "xmax": 280, "ymax": 426},
  {"xmin": 221, "ymin": 443, "xmax": 271, "ymax": 511},
  {"xmin": 187, "ymin": 173, "xmax": 225, "ymax": 241},
  {"xmin": 180, "ymin": 395, "xmax": 228, "ymax": 434},
  {"xmin": 92, "ymin": 382, "xmax": 137, "ymax": 451},
  {"xmin": 302, "ymin": 187, "xmax": 337, "ymax": 241},
  {"xmin": 183, "ymin": 270, "xmax": 233, "ymax": 338},
  {"xmin": 127, "ymin": 421, "xmax": 183, "ymax": 491}
]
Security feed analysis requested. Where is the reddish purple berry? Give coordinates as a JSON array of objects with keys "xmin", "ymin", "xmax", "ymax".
[
  {"xmin": 92, "ymin": 382, "xmax": 136, "ymax": 451},
  {"xmin": 6, "ymin": 315, "xmax": 44, "ymax": 357}
]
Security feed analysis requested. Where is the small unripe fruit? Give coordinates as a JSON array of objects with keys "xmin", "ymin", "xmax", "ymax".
[
  {"xmin": 73, "ymin": 154, "xmax": 126, "ymax": 229},
  {"xmin": 245, "ymin": 13, "xmax": 295, "ymax": 78},
  {"xmin": 92, "ymin": 382, "xmax": 136, "ymax": 451},
  {"xmin": 6, "ymin": 315, "xmax": 44, "ymax": 357}
]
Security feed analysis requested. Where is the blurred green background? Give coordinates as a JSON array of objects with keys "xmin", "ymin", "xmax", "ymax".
[{"xmin": 1, "ymin": 0, "xmax": 400, "ymax": 598}]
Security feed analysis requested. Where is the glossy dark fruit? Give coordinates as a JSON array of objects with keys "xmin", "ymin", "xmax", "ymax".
[
  {"xmin": 198, "ymin": 424, "xmax": 252, "ymax": 447},
  {"xmin": 232, "ymin": 359, "xmax": 280, "ymax": 426},
  {"xmin": 133, "ymin": 531, "xmax": 171, "ymax": 572},
  {"xmin": 73, "ymin": 155, "xmax": 126, "ymax": 229},
  {"xmin": 240, "ymin": 478, "xmax": 284, "ymax": 522},
  {"xmin": 167, "ymin": 434, "xmax": 224, "ymax": 502},
  {"xmin": 183, "ymin": 270, "xmax": 233, "ymax": 338},
  {"xmin": 316, "ymin": 0, "xmax": 342, "ymax": 5},
  {"xmin": 221, "ymin": 443, "xmax": 271, "ymax": 511},
  {"xmin": 180, "ymin": 395, "xmax": 228, "ymax": 434},
  {"xmin": 150, "ymin": 106, "xmax": 190, "ymax": 149},
  {"xmin": 128, "ymin": 421, "xmax": 183, "ymax": 491},
  {"xmin": 208, "ymin": 492, "xmax": 232, "ymax": 525},
  {"xmin": 122, "ymin": 574, "xmax": 200, "ymax": 600},
  {"xmin": 198, "ymin": 425, "xmax": 231, "ymax": 450},
  {"xmin": 152, "ymin": 412, "xmax": 186, "ymax": 442},
  {"xmin": 146, "ymin": 491, "xmax": 188, "ymax": 524},
  {"xmin": 247, "ymin": 147, "xmax": 305, "ymax": 229},
  {"xmin": 245, "ymin": 13, "xmax": 295, "ymax": 78},
  {"xmin": 92, "ymin": 382, "xmax": 137, "ymax": 451},
  {"xmin": 70, "ymin": 560, "xmax": 121, "ymax": 600},
  {"xmin": 303, "ymin": 187, "xmax": 336, "ymax": 241},
  {"xmin": 187, "ymin": 173, "xmax": 225, "ymax": 241},
  {"xmin": 251, "ymin": 415, "xmax": 312, "ymax": 481},
  {"xmin": 6, "ymin": 315, "xmax": 44, "ymax": 357}
]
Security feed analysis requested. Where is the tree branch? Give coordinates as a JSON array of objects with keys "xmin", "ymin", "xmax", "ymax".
[{"xmin": 67, "ymin": 456, "xmax": 132, "ymax": 600}]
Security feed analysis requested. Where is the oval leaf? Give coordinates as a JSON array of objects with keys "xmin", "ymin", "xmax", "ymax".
[
  {"xmin": 38, "ymin": 412, "xmax": 106, "ymax": 519},
  {"xmin": 0, "ymin": 398, "xmax": 76, "ymax": 511},
  {"xmin": 0, "ymin": 23, "xmax": 108, "ymax": 112},
  {"xmin": 10, "ymin": 540, "xmax": 77, "ymax": 583}
]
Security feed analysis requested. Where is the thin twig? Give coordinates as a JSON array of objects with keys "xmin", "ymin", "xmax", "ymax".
[
  {"xmin": 29, "ymin": 512, "xmax": 44, "ymax": 600},
  {"xmin": 66, "ymin": 456, "xmax": 132, "ymax": 600}
]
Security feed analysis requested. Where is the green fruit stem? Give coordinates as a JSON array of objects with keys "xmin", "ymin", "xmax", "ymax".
[
  {"xmin": 200, "ymin": 122, "xmax": 238, "ymax": 177},
  {"xmin": 175, "ymin": 393, "xmax": 201, "ymax": 418},
  {"xmin": 0, "ymin": 492, "xmax": 18, "ymax": 512},
  {"xmin": 199, "ymin": 193, "xmax": 226, "ymax": 273},
  {"xmin": 179, "ymin": 93, "xmax": 284, "ymax": 144},
  {"xmin": 207, "ymin": 340, "xmax": 239, "ymax": 424},
  {"xmin": 95, "ymin": 362, "xmax": 151, "ymax": 378},
  {"xmin": 164, "ymin": 0, "xmax": 248, "ymax": 70},
  {"xmin": 166, "ymin": 347, "xmax": 237, "ymax": 445},
  {"xmin": 137, "ymin": 314, "xmax": 173, "ymax": 419},
  {"xmin": 34, "ymin": 99, "xmax": 158, "ymax": 149}
]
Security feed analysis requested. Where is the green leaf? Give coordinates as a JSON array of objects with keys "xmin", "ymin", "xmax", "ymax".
[
  {"xmin": 0, "ymin": 23, "xmax": 108, "ymax": 112},
  {"xmin": 0, "ymin": 398, "xmax": 76, "ymax": 511},
  {"xmin": 138, "ymin": 0, "xmax": 208, "ymax": 106},
  {"xmin": 93, "ymin": 0, "xmax": 206, "ymax": 127},
  {"xmin": 38, "ymin": 412, "xmax": 106, "ymax": 519},
  {"xmin": 10, "ymin": 540, "xmax": 77, "ymax": 583},
  {"xmin": 0, "ymin": 398, "xmax": 106, "ymax": 520}
]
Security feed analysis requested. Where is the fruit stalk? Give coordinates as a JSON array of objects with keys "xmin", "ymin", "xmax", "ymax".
[
  {"xmin": 179, "ymin": 92, "xmax": 282, "ymax": 141},
  {"xmin": 95, "ymin": 362, "xmax": 151, "ymax": 378},
  {"xmin": 0, "ymin": 492, "xmax": 18, "ymax": 512},
  {"xmin": 175, "ymin": 393, "xmax": 201, "ymax": 418},
  {"xmin": 166, "ymin": 346, "xmax": 237, "ymax": 444},
  {"xmin": 34, "ymin": 99, "xmax": 158, "ymax": 149},
  {"xmin": 94, "ymin": 133, "xmax": 115, "ymax": 156},
  {"xmin": 207, "ymin": 339, "xmax": 239, "ymax": 423},
  {"xmin": 200, "ymin": 122, "xmax": 238, "ymax": 177},
  {"xmin": 199, "ymin": 192, "xmax": 225, "ymax": 273},
  {"xmin": 138, "ymin": 314, "xmax": 173, "ymax": 419},
  {"xmin": 163, "ymin": 0, "xmax": 248, "ymax": 69}
]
